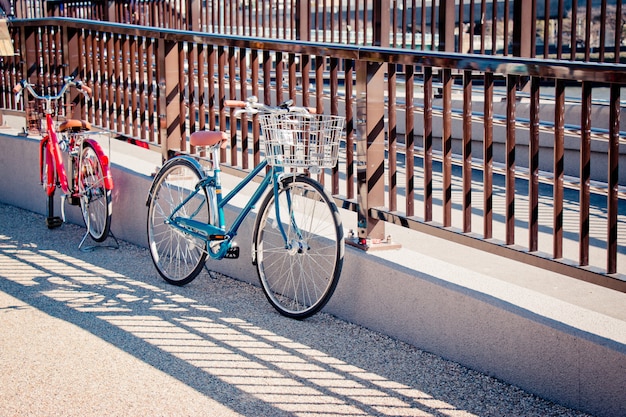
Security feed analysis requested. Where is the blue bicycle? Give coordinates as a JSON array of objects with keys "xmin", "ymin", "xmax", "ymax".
[{"xmin": 146, "ymin": 97, "xmax": 345, "ymax": 319}]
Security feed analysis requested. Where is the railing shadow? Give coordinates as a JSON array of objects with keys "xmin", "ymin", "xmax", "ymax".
[{"xmin": 0, "ymin": 202, "xmax": 595, "ymax": 417}]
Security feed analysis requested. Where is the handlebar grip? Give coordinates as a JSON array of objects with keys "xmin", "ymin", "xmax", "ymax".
[
  {"xmin": 224, "ymin": 99, "xmax": 246, "ymax": 108},
  {"xmin": 12, "ymin": 83, "xmax": 23, "ymax": 95},
  {"xmin": 80, "ymin": 84, "xmax": 92, "ymax": 97}
]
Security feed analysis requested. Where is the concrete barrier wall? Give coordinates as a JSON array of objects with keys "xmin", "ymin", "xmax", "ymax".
[{"xmin": 1, "ymin": 131, "xmax": 625, "ymax": 417}]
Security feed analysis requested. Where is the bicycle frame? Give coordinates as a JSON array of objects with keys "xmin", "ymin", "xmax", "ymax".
[
  {"xmin": 40, "ymin": 112, "xmax": 69, "ymax": 196},
  {"xmin": 158, "ymin": 155, "xmax": 298, "ymax": 261}
]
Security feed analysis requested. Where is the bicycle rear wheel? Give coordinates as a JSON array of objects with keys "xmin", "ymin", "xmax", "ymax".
[
  {"xmin": 253, "ymin": 175, "xmax": 344, "ymax": 319},
  {"xmin": 78, "ymin": 143, "xmax": 112, "ymax": 242},
  {"xmin": 147, "ymin": 158, "xmax": 209, "ymax": 285}
]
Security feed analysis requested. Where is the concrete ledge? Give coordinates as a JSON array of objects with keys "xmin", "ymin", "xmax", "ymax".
[{"xmin": 1, "ymin": 130, "xmax": 625, "ymax": 417}]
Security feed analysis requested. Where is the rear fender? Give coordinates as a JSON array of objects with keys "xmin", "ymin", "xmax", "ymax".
[{"xmin": 83, "ymin": 138, "xmax": 114, "ymax": 189}]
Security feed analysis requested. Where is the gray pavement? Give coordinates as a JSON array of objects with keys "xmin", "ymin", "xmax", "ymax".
[{"xmin": 0, "ymin": 202, "xmax": 594, "ymax": 417}]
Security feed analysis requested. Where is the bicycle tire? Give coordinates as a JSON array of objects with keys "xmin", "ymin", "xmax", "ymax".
[
  {"xmin": 253, "ymin": 175, "xmax": 344, "ymax": 319},
  {"xmin": 78, "ymin": 142, "xmax": 112, "ymax": 242},
  {"xmin": 147, "ymin": 158, "xmax": 209, "ymax": 286}
]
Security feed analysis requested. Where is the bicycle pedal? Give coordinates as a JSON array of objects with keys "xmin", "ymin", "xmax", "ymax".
[
  {"xmin": 46, "ymin": 216, "xmax": 63, "ymax": 229},
  {"xmin": 225, "ymin": 243, "xmax": 240, "ymax": 259}
]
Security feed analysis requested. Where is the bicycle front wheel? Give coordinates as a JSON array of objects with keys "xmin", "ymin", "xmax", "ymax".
[
  {"xmin": 147, "ymin": 158, "xmax": 209, "ymax": 286},
  {"xmin": 253, "ymin": 175, "xmax": 344, "ymax": 319},
  {"xmin": 78, "ymin": 143, "xmax": 112, "ymax": 242}
]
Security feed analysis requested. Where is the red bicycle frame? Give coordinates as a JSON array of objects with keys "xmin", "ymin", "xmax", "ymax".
[{"xmin": 39, "ymin": 112, "xmax": 69, "ymax": 196}]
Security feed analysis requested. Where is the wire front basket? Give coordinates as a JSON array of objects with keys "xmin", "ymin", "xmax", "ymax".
[{"xmin": 258, "ymin": 113, "xmax": 345, "ymax": 170}]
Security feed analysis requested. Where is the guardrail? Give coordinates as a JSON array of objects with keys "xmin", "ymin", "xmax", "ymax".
[
  {"xmin": 10, "ymin": 0, "xmax": 626, "ymax": 62},
  {"xmin": 1, "ymin": 17, "xmax": 625, "ymax": 291}
]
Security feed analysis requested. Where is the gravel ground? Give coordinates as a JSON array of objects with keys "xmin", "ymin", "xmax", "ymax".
[{"xmin": 0, "ymin": 202, "xmax": 594, "ymax": 417}]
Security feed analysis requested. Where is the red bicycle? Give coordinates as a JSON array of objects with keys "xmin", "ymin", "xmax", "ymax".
[{"xmin": 14, "ymin": 76, "xmax": 115, "ymax": 248}]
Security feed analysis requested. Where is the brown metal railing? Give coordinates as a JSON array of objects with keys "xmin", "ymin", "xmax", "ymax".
[
  {"xmin": 1, "ymin": 17, "xmax": 625, "ymax": 291},
  {"xmin": 10, "ymin": 0, "xmax": 626, "ymax": 62}
]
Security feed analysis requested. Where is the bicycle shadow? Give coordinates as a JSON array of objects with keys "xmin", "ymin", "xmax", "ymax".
[{"xmin": 0, "ymin": 203, "xmax": 587, "ymax": 417}]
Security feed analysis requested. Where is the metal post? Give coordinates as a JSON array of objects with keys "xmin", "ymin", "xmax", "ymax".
[
  {"xmin": 295, "ymin": 0, "xmax": 310, "ymax": 41},
  {"xmin": 157, "ymin": 38, "xmax": 181, "ymax": 161},
  {"xmin": 350, "ymin": 0, "xmax": 399, "ymax": 250},
  {"xmin": 438, "ymin": 0, "xmax": 456, "ymax": 52},
  {"xmin": 189, "ymin": 0, "xmax": 201, "ymax": 32}
]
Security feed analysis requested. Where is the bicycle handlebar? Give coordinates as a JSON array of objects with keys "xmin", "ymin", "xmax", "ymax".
[
  {"xmin": 14, "ymin": 76, "xmax": 91, "ymax": 111},
  {"xmin": 226, "ymin": 96, "xmax": 316, "ymax": 117}
]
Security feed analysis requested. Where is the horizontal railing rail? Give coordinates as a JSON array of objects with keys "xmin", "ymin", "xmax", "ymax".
[{"xmin": 1, "ymin": 17, "xmax": 625, "ymax": 291}]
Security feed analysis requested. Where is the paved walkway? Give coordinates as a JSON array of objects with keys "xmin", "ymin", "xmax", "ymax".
[{"xmin": 0, "ymin": 202, "xmax": 594, "ymax": 417}]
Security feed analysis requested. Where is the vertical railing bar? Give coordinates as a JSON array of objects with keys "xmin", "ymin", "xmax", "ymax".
[
  {"xmin": 136, "ymin": 36, "xmax": 146, "ymax": 140},
  {"xmin": 410, "ymin": 0, "xmax": 417, "ymax": 49},
  {"xmin": 423, "ymin": 66, "xmax": 432, "ymax": 221},
  {"xmin": 207, "ymin": 45, "xmax": 216, "ymax": 131},
  {"xmin": 218, "ymin": 45, "xmax": 226, "ymax": 161},
  {"xmin": 584, "ymin": 0, "xmax": 592, "ymax": 62},
  {"xmin": 322, "ymin": 0, "xmax": 327, "ymax": 43},
  {"xmin": 405, "ymin": 63, "xmax": 415, "ymax": 217},
  {"xmin": 85, "ymin": 29, "xmax": 95, "ymax": 123},
  {"xmin": 354, "ymin": 0, "xmax": 360, "ymax": 45},
  {"xmin": 275, "ymin": 50, "xmax": 284, "ymax": 105},
  {"xmin": 178, "ymin": 40, "xmax": 186, "ymax": 151},
  {"xmin": 570, "ymin": 0, "xmax": 577, "ymax": 61},
  {"xmin": 313, "ymin": 0, "xmax": 318, "ymax": 42},
  {"xmin": 188, "ymin": 42, "xmax": 197, "ymax": 153},
  {"xmin": 579, "ymin": 80, "xmax": 591, "ymax": 266},
  {"xmin": 483, "ymin": 71, "xmax": 493, "ymax": 239},
  {"xmin": 469, "ymin": 0, "xmax": 475, "ymax": 53},
  {"xmin": 530, "ymin": 0, "xmax": 537, "ymax": 58},
  {"xmin": 442, "ymin": 67, "xmax": 453, "ymax": 227},
  {"xmin": 505, "ymin": 74, "xmax": 517, "ymax": 245},
  {"xmin": 420, "ymin": 0, "xmax": 426, "ymax": 51},
  {"xmin": 599, "ymin": 0, "xmax": 606, "ymax": 61},
  {"xmin": 345, "ymin": 58, "xmax": 355, "ymax": 200},
  {"xmin": 503, "ymin": 0, "xmax": 509, "ymax": 56},
  {"xmin": 607, "ymin": 84, "xmax": 620, "ymax": 274},
  {"xmin": 130, "ymin": 35, "xmax": 138, "ymax": 138},
  {"xmin": 462, "ymin": 69, "xmax": 472, "ymax": 233},
  {"xmin": 457, "ymin": 0, "xmax": 464, "ymax": 53},
  {"xmin": 553, "ymin": 78, "xmax": 565, "ymax": 259},
  {"xmin": 315, "ymin": 53, "xmax": 325, "ymax": 186},
  {"xmin": 114, "ymin": 34, "xmax": 123, "ymax": 133},
  {"xmin": 528, "ymin": 76, "xmax": 540, "ymax": 252},
  {"xmin": 146, "ymin": 38, "xmax": 155, "ymax": 144},
  {"xmin": 387, "ymin": 62, "xmax": 397, "ymax": 212},
  {"xmin": 338, "ymin": 0, "xmax": 343, "ymax": 44},
  {"xmin": 263, "ymin": 50, "xmax": 271, "ymax": 108},
  {"xmin": 491, "ymin": 0, "xmax": 497, "ymax": 55},
  {"xmin": 399, "ymin": 0, "xmax": 405, "ymax": 47},
  {"xmin": 556, "ymin": 0, "xmax": 564, "ymax": 59},
  {"xmin": 106, "ymin": 33, "xmax": 114, "ymax": 131},
  {"xmin": 614, "ymin": 0, "xmax": 622, "ymax": 64},
  {"xmin": 122, "ymin": 35, "xmax": 131, "ymax": 136},
  {"xmin": 480, "ymin": 0, "xmax": 486, "ymax": 54},
  {"xmin": 251, "ymin": 48, "xmax": 260, "ymax": 166},
  {"xmin": 197, "ymin": 43, "xmax": 206, "ymax": 134},
  {"xmin": 330, "ymin": 56, "xmax": 339, "ymax": 193},
  {"xmin": 430, "ymin": 0, "xmax": 436, "ymax": 51},
  {"xmin": 543, "ymin": 0, "xmax": 550, "ymax": 59},
  {"xmin": 301, "ymin": 54, "xmax": 311, "ymax": 107},
  {"xmin": 228, "ymin": 46, "xmax": 237, "ymax": 165},
  {"xmin": 240, "ymin": 47, "xmax": 249, "ymax": 170},
  {"xmin": 315, "ymin": 54, "xmax": 324, "ymax": 113},
  {"xmin": 288, "ymin": 52, "xmax": 297, "ymax": 103}
]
